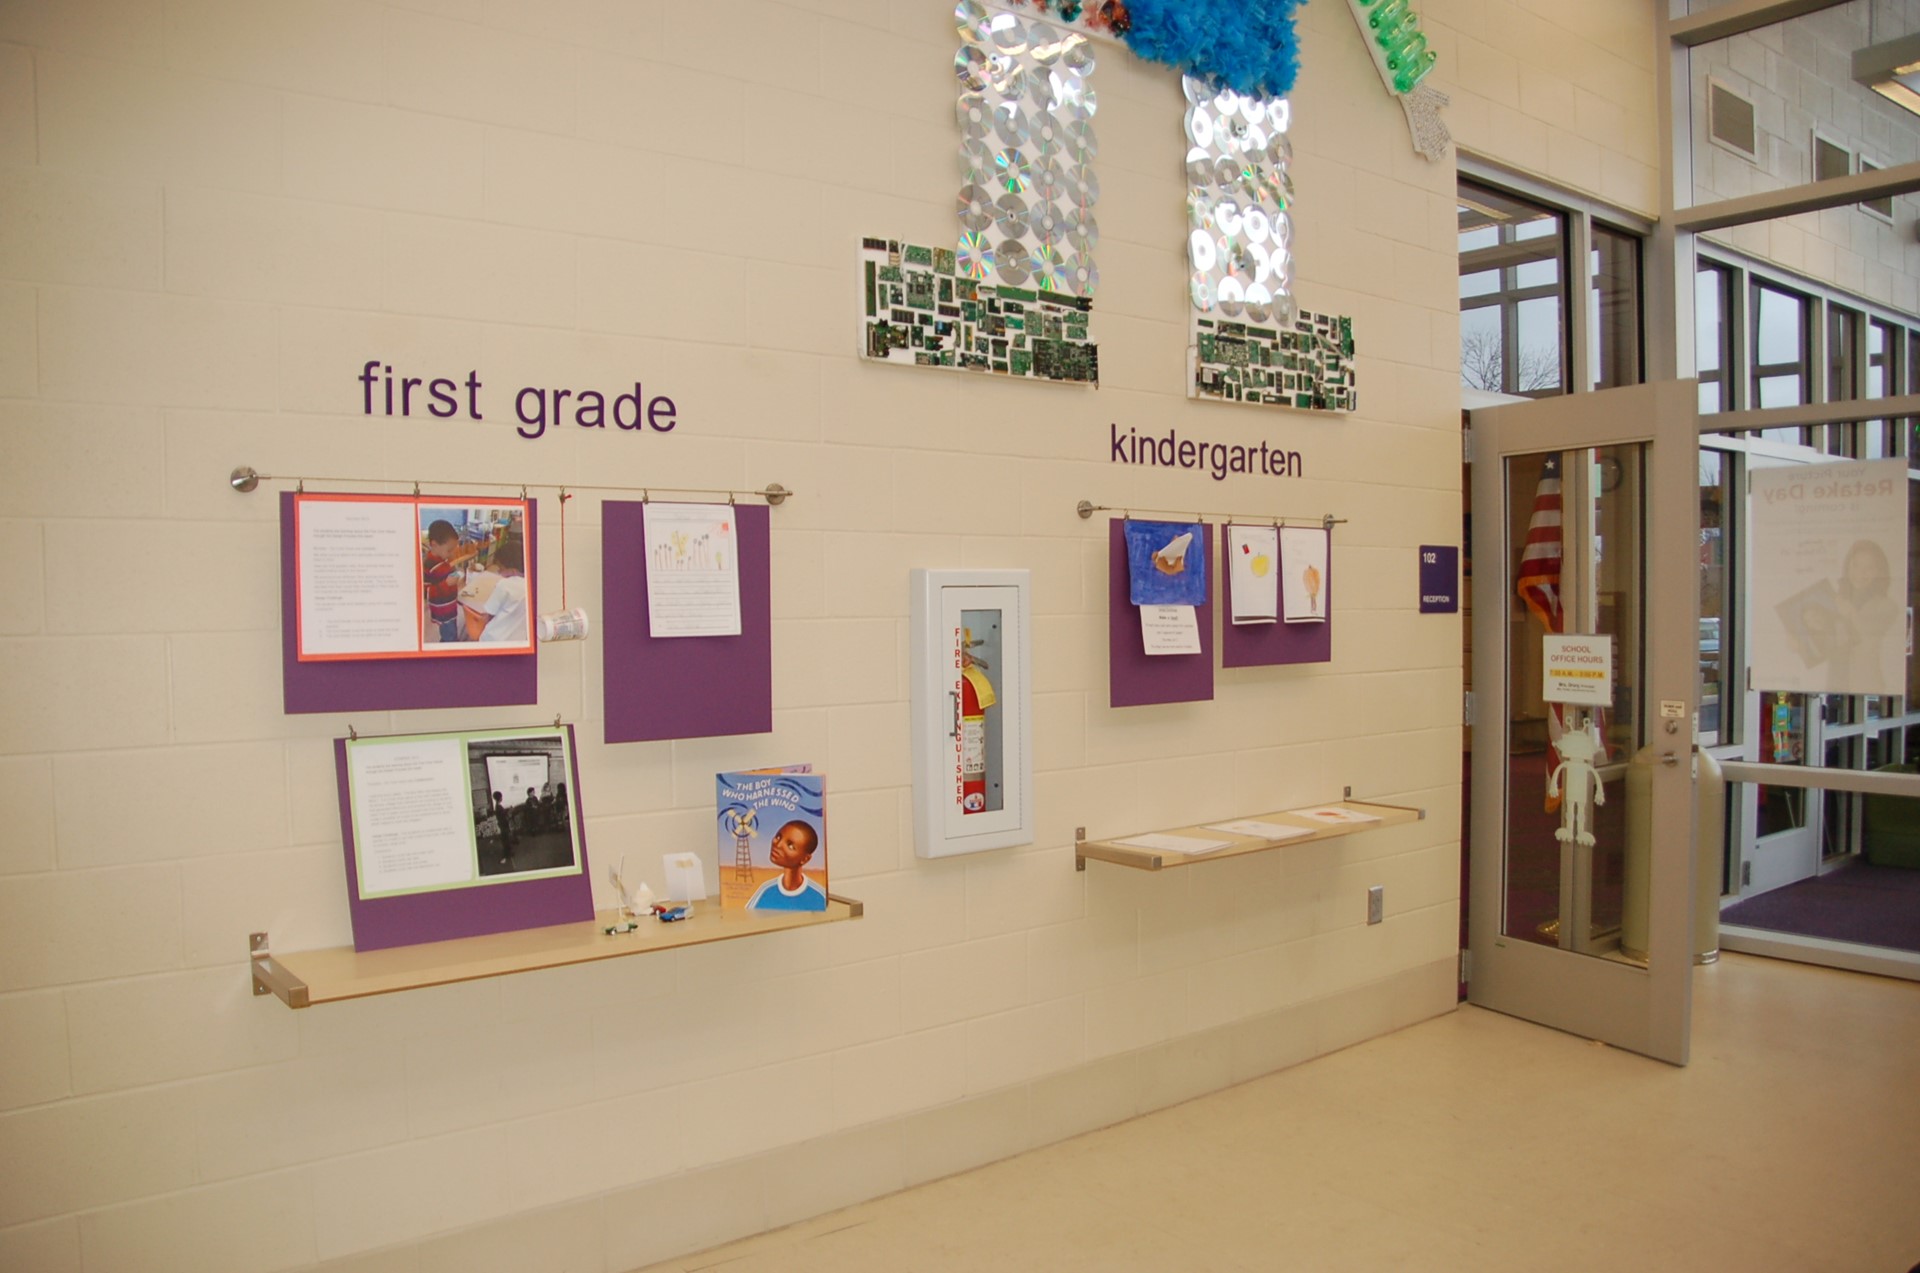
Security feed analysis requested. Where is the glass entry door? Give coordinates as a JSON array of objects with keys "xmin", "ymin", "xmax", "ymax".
[{"xmin": 1468, "ymin": 382, "xmax": 1699, "ymax": 1065}]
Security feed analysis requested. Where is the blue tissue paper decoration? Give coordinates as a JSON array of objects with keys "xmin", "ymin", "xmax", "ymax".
[{"xmin": 1120, "ymin": 0, "xmax": 1305, "ymax": 99}]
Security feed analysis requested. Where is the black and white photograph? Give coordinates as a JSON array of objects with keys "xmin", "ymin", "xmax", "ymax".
[{"xmin": 468, "ymin": 732, "xmax": 577, "ymax": 878}]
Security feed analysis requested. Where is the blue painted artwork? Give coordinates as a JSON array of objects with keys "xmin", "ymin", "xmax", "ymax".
[{"xmin": 1125, "ymin": 520, "xmax": 1208, "ymax": 606}]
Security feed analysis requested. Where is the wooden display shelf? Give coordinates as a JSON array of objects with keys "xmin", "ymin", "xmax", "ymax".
[
  {"xmin": 250, "ymin": 895, "xmax": 863, "ymax": 1008},
  {"xmin": 1075, "ymin": 798, "xmax": 1423, "ymax": 872}
]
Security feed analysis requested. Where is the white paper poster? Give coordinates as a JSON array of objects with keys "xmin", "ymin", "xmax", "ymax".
[
  {"xmin": 1279, "ymin": 526, "xmax": 1328, "ymax": 623},
  {"xmin": 295, "ymin": 494, "xmax": 533, "ymax": 660},
  {"xmin": 348, "ymin": 737, "xmax": 477, "ymax": 896},
  {"xmin": 643, "ymin": 503, "xmax": 742, "ymax": 638},
  {"xmin": 1750, "ymin": 458, "xmax": 1908, "ymax": 695},
  {"xmin": 298, "ymin": 498, "xmax": 421, "ymax": 657},
  {"xmin": 345, "ymin": 727, "xmax": 582, "ymax": 900},
  {"xmin": 1227, "ymin": 525, "xmax": 1279, "ymax": 623},
  {"xmin": 1140, "ymin": 604, "xmax": 1202, "ymax": 655}
]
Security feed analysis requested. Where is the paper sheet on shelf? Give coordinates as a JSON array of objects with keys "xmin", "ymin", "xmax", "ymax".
[
  {"xmin": 1290, "ymin": 805, "xmax": 1381, "ymax": 825},
  {"xmin": 1113, "ymin": 832, "xmax": 1233, "ymax": 854},
  {"xmin": 1203, "ymin": 819, "xmax": 1311, "ymax": 841}
]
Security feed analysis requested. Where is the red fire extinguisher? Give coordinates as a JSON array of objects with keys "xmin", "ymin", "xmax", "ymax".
[{"xmin": 958, "ymin": 628, "xmax": 997, "ymax": 814}]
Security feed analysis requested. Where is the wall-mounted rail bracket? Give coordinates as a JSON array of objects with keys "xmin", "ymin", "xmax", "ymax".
[{"xmin": 250, "ymin": 932, "xmax": 311, "ymax": 1008}]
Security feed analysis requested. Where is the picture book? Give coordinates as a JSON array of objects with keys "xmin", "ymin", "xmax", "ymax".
[{"xmin": 716, "ymin": 766, "xmax": 828, "ymax": 912}]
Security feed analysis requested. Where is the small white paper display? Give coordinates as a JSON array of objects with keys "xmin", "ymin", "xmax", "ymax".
[
  {"xmin": 1115, "ymin": 833, "xmax": 1233, "ymax": 855},
  {"xmin": 1542, "ymin": 633, "xmax": 1614, "ymax": 706},
  {"xmin": 643, "ymin": 503, "xmax": 742, "ymax": 638},
  {"xmin": 1140, "ymin": 605, "xmax": 1202, "ymax": 655},
  {"xmin": 1204, "ymin": 819, "xmax": 1311, "ymax": 842},
  {"xmin": 1226, "ymin": 525, "xmax": 1279, "ymax": 624},
  {"xmin": 1279, "ymin": 526, "xmax": 1329, "ymax": 623},
  {"xmin": 1292, "ymin": 805, "xmax": 1380, "ymax": 825},
  {"xmin": 663, "ymin": 851, "xmax": 708, "ymax": 903}
]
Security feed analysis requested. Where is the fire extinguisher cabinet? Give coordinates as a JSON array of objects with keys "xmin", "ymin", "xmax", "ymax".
[{"xmin": 909, "ymin": 569, "xmax": 1034, "ymax": 859}]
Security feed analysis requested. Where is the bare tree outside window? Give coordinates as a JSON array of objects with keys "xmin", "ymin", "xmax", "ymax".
[{"xmin": 1460, "ymin": 329, "xmax": 1564, "ymax": 395}]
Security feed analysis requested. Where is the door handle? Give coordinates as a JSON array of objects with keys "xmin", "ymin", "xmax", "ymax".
[{"xmin": 1659, "ymin": 751, "xmax": 1679, "ymax": 767}]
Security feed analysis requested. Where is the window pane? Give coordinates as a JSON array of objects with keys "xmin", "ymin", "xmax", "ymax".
[
  {"xmin": 1753, "ymin": 283, "xmax": 1806, "ymax": 371},
  {"xmin": 1757, "ymin": 374, "xmax": 1802, "ymax": 408},
  {"xmin": 1458, "ymin": 178, "xmax": 1567, "ymax": 398},
  {"xmin": 1517, "ymin": 295, "xmax": 1565, "ymax": 395},
  {"xmin": 1590, "ymin": 225, "xmax": 1641, "ymax": 390},
  {"xmin": 1461, "ymin": 270, "xmax": 1499, "ymax": 300},
  {"xmin": 1699, "ymin": 449, "xmax": 1734, "ymax": 745},
  {"xmin": 1866, "ymin": 320, "xmax": 1894, "ymax": 459},
  {"xmin": 1460, "ymin": 305, "xmax": 1502, "ymax": 392},
  {"xmin": 1696, "ymin": 262, "xmax": 1729, "ymax": 414},
  {"xmin": 1696, "ymin": 267, "xmax": 1724, "ymax": 374},
  {"xmin": 1752, "ymin": 281, "xmax": 1808, "ymax": 440},
  {"xmin": 1828, "ymin": 306, "xmax": 1858, "ymax": 403}
]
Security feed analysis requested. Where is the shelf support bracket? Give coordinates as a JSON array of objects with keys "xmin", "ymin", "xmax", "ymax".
[{"xmin": 250, "ymin": 932, "xmax": 312, "ymax": 1008}]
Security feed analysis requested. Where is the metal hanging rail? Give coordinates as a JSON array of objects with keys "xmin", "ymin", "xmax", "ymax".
[
  {"xmin": 229, "ymin": 466, "xmax": 792, "ymax": 505},
  {"xmin": 1075, "ymin": 499, "xmax": 1343, "ymax": 529}
]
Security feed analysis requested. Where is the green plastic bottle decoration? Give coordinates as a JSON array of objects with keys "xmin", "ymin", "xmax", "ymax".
[{"xmin": 1369, "ymin": 0, "xmax": 1408, "ymax": 32}]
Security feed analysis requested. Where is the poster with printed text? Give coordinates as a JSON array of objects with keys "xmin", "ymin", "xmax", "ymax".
[{"xmin": 1750, "ymin": 458, "xmax": 1908, "ymax": 695}]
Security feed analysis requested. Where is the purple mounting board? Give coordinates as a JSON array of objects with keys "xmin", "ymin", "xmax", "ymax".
[
  {"xmin": 1221, "ymin": 524, "xmax": 1333, "ymax": 667},
  {"xmin": 336, "ymin": 725, "xmax": 594, "ymax": 951},
  {"xmin": 1109, "ymin": 519, "xmax": 1215, "ymax": 707},
  {"xmin": 602, "ymin": 501, "xmax": 773, "ymax": 743},
  {"xmin": 280, "ymin": 493, "xmax": 539, "ymax": 714}
]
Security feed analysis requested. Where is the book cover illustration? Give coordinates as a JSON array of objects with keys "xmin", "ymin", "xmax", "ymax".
[{"xmin": 716, "ymin": 766, "xmax": 827, "ymax": 912}]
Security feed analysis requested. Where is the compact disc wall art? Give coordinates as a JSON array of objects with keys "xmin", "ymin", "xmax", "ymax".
[
  {"xmin": 858, "ymin": 0, "xmax": 1102, "ymax": 387},
  {"xmin": 1180, "ymin": 75, "xmax": 1357, "ymax": 413}
]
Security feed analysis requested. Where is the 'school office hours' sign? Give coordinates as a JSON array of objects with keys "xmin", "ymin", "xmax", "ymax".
[{"xmin": 1542, "ymin": 634, "xmax": 1613, "ymax": 706}]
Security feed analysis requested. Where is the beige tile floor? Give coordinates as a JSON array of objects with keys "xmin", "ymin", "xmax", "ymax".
[{"xmin": 633, "ymin": 954, "xmax": 1920, "ymax": 1273}]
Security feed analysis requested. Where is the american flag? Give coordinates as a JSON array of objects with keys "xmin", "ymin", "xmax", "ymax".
[
  {"xmin": 1516, "ymin": 455, "xmax": 1563, "ymax": 633},
  {"xmin": 1516, "ymin": 455, "xmax": 1573, "ymax": 810}
]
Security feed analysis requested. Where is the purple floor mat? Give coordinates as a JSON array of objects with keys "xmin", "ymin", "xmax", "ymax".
[{"xmin": 1719, "ymin": 860, "xmax": 1920, "ymax": 954}]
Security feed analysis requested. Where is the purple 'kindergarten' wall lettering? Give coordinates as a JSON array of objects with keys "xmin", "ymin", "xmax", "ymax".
[{"xmin": 355, "ymin": 360, "xmax": 679, "ymax": 442}]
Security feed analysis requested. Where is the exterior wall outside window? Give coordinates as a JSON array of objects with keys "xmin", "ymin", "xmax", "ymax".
[{"xmin": 1686, "ymin": 3, "xmax": 1920, "ymax": 313}]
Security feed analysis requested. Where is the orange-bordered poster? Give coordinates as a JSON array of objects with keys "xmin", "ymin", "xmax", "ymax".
[{"xmin": 294, "ymin": 493, "xmax": 534, "ymax": 661}]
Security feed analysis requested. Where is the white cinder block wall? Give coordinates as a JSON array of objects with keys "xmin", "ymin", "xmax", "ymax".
[
  {"xmin": 1689, "ymin": 0, "xmax": 1920, "ymax": 312},
  {"xmin": 0, "ymin": 2, "xmax": 1652, "ymax": 1270}
]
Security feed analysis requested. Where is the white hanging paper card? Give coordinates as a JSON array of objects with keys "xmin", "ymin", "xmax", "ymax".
[
  {"xmin": 1140, "ymin": 604, "xmax": 1201, "ymax": 655},
  {"xmin": 643, "ymin": 502, "xmax": 742, "ymax": 638},
  {"xmin": 1226, "ymin": 525, "xmax": 1279, "ymax": 624},
  {"xmin": 1279, "ymin": 526, "xmax": 1329, "ymax": 624}
]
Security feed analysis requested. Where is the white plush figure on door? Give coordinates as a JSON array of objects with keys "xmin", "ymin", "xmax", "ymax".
[{"xmin": 1548, "ymin": 717, "xmax": 1605, "ymax": 847}]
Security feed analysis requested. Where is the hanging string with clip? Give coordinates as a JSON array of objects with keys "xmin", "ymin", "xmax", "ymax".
[{"xmin": 558, "ymin": 488, "xmax": 571, "ymax": 611}]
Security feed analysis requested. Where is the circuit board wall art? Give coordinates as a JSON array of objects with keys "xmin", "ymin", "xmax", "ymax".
[
  {"xmin": 860, "ymin": 236, "xmax": 1099, "ymax": 384},
  {"xmin": 1191, "ymin": 307, "xmax": 1355, "ymax": 411}
]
